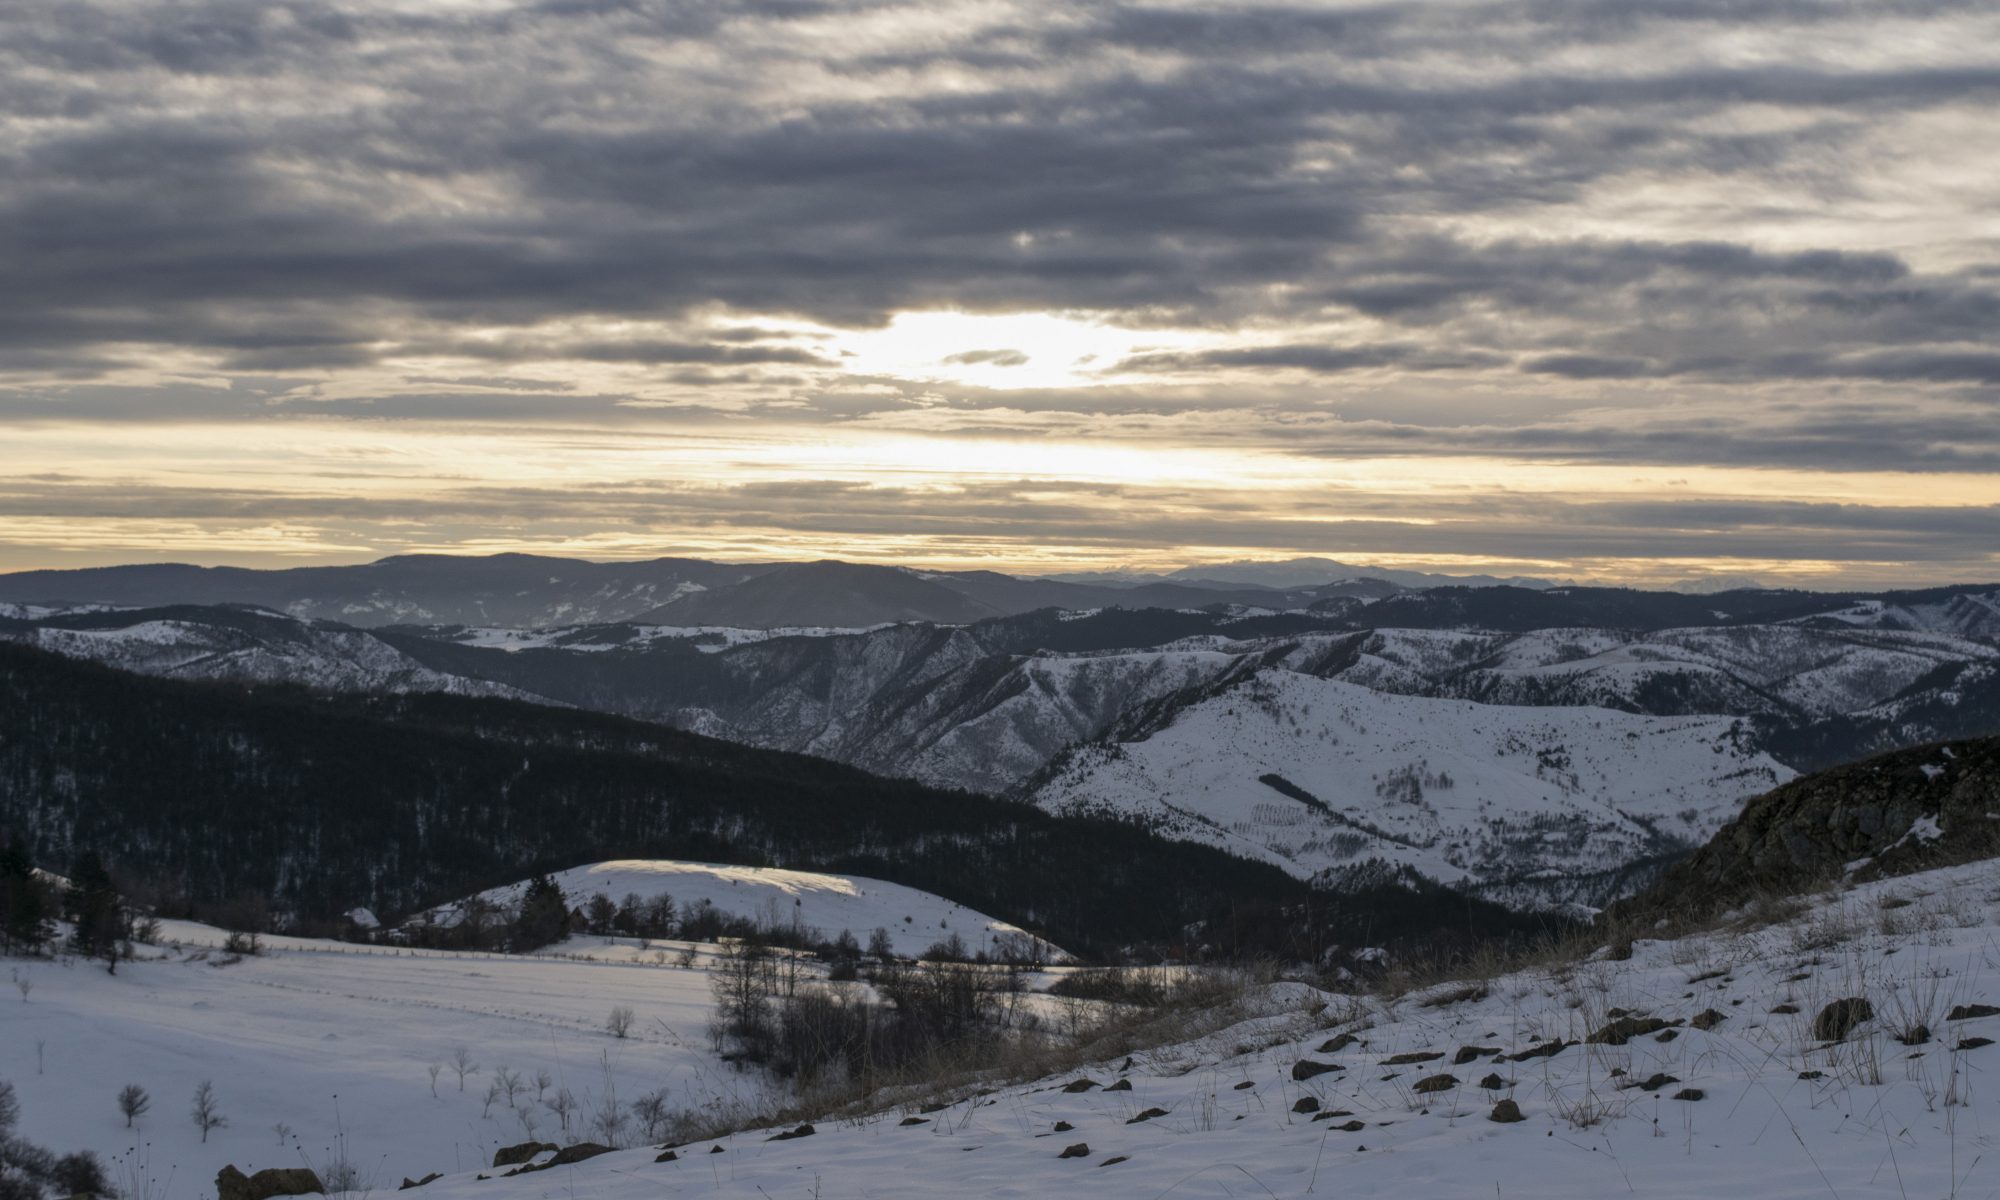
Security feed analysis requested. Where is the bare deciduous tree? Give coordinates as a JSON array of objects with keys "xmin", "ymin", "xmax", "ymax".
[
  {"xmin": 605, "ymin": 1005, "xmax": 635, "ymax": 1039},
  {"xmin": 449, "ymin": 1045, "xmax": 479, "ymax": 1092},
  {"xmin": 191, "ymin": 1081, "xmax": 226, "ymax": 1142},
  {"xmin": 117, "ymin": 1084, "xmax": 150, "ymax": 1128},
  {"xmin": 632, "ymin": 1089, "xmax": 672, "ymax": 1143},
  {"xmin": 495, "ymin": 1067, "xmax": 525, "ymax": 1108},
  {"xmin": 544, "ymin": 1088, "xmax": 577, "ymax": 1136},
  {"xmin": 426, "ymin": 1063, "xmax": 442, "ymax": 1098}
]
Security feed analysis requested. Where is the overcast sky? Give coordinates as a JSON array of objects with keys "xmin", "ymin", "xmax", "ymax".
[{"xmin": 3, "ymin": 0, "xmax": 1997, "ymax": 584}]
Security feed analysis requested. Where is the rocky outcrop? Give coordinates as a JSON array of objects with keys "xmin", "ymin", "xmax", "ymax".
[
  {"xmin": 216, "ymin": 1167, "xmax": 323, "ymax": 1200},
  {"xmin": 1609, "ymin": 736, "xmax": 2000, "ymax": 927}
]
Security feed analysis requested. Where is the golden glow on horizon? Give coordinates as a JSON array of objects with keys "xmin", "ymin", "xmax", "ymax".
[{"xmin": 4, "ymin": 414, "xmax": 1996, "ymax": 586}]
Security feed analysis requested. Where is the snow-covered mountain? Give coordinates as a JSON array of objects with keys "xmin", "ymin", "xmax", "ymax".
[
  {"xmin": 1031, "ymin": 671, "xmax": 1787, "ymax": 902},
  {"xmin": 7, "ymin": 585, "xmax": 1998, "ymax": 908}
]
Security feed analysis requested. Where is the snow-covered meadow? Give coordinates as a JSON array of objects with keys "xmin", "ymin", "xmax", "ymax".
[
  {"xmin": 1, "ymin": 861, "xmax": 1049, "ymax": 1192},
  {"xmin": 2, "ymin": 923, "xmax": 766, "ymax": 1190}
]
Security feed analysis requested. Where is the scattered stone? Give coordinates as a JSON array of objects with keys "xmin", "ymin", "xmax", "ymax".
[
  {"xmin": 1948, "ymin": 1004, "xmax": 2000, "ymax": 1021},
  {"xmin": 900, "ymin": 1117, "xmax": 929, "ymax": 1127},
  {"xmin": 1690, "ymin": 1009, "xmax": 1728, "ymax": 1031},
  {"xmin": 217, "ymin": 1167, "xmax": 325, "ymax": 1200},
  {"xmin": 1292, "ymin": 1096, "xmax": 1321, "ymax": 1114},
  {"xmin": 1126, "ymin": 1108, "xmax": 1169, "ymax": 1124},
  {"xmin": 1897, "ymin": 1024, "xmax": 1932, "ymax": 1046},
  {"xmin": 1655, "ymin": 1030, "xmax": 1680, "ymax": 1043},
  {"xmin": 1814, "ymin": 997, "xmax": 1874, "ymax": 1042},
  {"xmin": 1672, "ymin": 1089, "xmax": 1705, "ymax": 1102},
  {"xmin": 1318, "ymin": 1033, "xmax": 1360, "ymax": 1054},
  {"xmin": 1104, "ymin": 1079, "xmax": 1133, "ymax": 1092},
  {"xmin": 1770, "ymin": 1004, "xmax": 1800, "ymax": 1015},
  {"xmin": 1058, "ymin": 1143, "xmax": 1091, "ymax": 1159},
  {"xmin": 1052, "ymin": 1121, "xmax": 1074, "ymax": 1133},
  {"xmin": 1798, "ymin": 1070, "xmax": 1825, "ymax": 1080},
  {"xmin": 1334, "ymin": 1120, "xmax": 1366, "ymax": 1132},
  {"xmin": 1383, "ymin": 1051, "xmax": 1444, "ymax": 1065},
  {"xmin": 1413, "ymin": 1074, "xmax": 1458, "ymax": 1094},
  {"xmin": 1099, "ymin": 1157, "xmax": 1128, "ymax": 1167},
  {"xmin": 653, "ymin": 1152, "xmax": 677, "ymax": 1164},
  {"xmin": 1489, "ymin": 1099, "xmax": 1526, "ymax": 1123},
  {"xmin": 492, "ymin": 1144, "xmax": 557, "ymax": 1170},
  {"xmin": 1232, "ymin": 1080, "xmax": 1255, "ymax": 1090},
  {"xmin": 397, "ymin": 1176, "xmax": 441, "ymax": 1191},
  {"xmin": 1061, "ymin": 1079, "xmax": 1098, "ymax": 1093},
  {"xmin": 1453, "ymin": 1045, "xmax": 1502, "ymax": 1065},
  {"xmin": 1292, "ymin": 1060, "xmax": 1342, "ymax": 1081},
  {"xmin": 1635, "ymin": 1073, "xmax": 1680, "ymax": 1092},
  {"xmin": 709, "ymin": 1147, "xmax": 725, "ymax": 1155},
  {"xmin": 1588, "ymin": 1017, "xmax": 1671, "ymax": 1045},
  {"xmin": 919, "ymin": 1100, "xmax": 950, "ymax": 1113},
  {"xmin": 767, "ymin": 1125, "xmax": 815, "ymax": 1142},
  {"xmin": 1957, "ymin": 1037, "xmax": 1995, "ymax": 1051},
  {"xmin": 1478, "ymin": 1073, "xmax": 1510, "ymax": 1090},
  {"xmin": 1510, "ymin": 1040, "xmax": 1573, "ymax": 1061}
]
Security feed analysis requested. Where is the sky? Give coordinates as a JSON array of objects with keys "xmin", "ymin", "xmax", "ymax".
[{"xmin": 2, "ymin": 0, "xmax": 1997, "ymax": 586}]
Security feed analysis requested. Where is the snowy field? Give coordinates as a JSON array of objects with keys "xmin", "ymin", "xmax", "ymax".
[
  {"xmin": 0, "ymin": 861, "xmax": 1052, "ymax": 1192},
  {"xmin": 1, "ymin": 922, "xmax": 773, "ymax": 1189},
  {"xmin": 381, "ymin": 859, "xmax": 1999, "ymax": 1199}
]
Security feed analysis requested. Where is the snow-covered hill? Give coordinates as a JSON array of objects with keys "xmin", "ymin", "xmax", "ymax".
[
  {"xmin": 421, "ymin": 860, "xmax": 1064, "ymax": 961},
  {"xmin": 1031, "ymin": 672, "xmax": 1790, "ymax": 903}
]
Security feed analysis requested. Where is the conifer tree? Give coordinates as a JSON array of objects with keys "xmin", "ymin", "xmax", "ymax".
[
  {"xmin": 0, "ymin": 839, "xmax": 51, "ymax": 953},
  {"xmin": 66, "ymin": 852, "xmax": 127, "ymax": 971},
  {"xmin": 510, "ymin": 874, "xmax": 569, "ymax": 952}
]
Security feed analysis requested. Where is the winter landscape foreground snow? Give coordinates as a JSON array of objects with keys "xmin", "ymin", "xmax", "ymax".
[{"xmin": 8, "ymin": 858, "xmax": 2000, "ymax": 1198}]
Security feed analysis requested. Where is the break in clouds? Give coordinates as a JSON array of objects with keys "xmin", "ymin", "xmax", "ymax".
[{"xmin": 1, "ymin": 0, "xmax": 1997, "ymax": 581}]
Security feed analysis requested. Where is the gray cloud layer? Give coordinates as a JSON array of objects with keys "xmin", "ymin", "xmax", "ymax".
[{"xmin": 2, "ymin": 0, "xmax": 1996, "ymax": 578}]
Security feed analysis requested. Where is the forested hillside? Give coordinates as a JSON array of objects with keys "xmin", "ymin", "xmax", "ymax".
[{"xmin": 0, "ymin": 644, "xmax": 1310, "ymax": 955}]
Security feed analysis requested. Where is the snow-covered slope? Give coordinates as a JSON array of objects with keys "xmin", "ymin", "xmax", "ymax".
[
  {"xmin": 100, "ymin": 856, "xmax": 1996, "ymax": 1200},
  {"xmin": 1033, "ymin": 671, "xmax": 1790, "ymax": 903},
  {"xmin": 422, "ymin": 860, "xmax": 1063, "ymax": 960}
]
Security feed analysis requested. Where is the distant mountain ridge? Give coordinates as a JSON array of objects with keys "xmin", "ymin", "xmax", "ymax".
[
  {"xmin": 7, "ymin": 552, "xmax": 1990, "ymax": 632},
  {"xmin": 8, "ymin": 581, "xmax": 1999, "ymax": 908}
]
